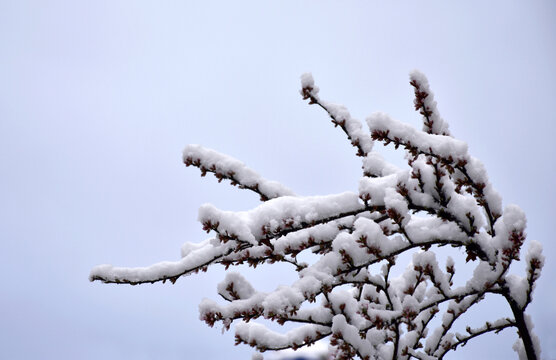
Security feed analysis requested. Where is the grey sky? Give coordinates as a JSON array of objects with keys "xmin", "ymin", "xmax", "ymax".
[{"xmin": 1, "ymin": 1, "xmax": 555, "ymax": 359}]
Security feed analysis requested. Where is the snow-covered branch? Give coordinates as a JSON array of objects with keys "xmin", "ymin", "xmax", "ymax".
[
  {"xmin": 184, "ymin": 145, "xmax": 294, "ymax": 201},
  {"xmin": 91, "ymin": 71, "xmax": 542, "ymax": 360},
  {"xmin": 409, "ymin": 70, "xmax": 450, "ymax": 137},
  {"xmin": 300, "ymin": 73, "xmax": 373, "ymax": 159}
]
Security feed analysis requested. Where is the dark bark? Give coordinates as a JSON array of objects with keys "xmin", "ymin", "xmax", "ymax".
[{"xmin": 505, "ymin": 294, "xmax": 538, "ymax": 360}]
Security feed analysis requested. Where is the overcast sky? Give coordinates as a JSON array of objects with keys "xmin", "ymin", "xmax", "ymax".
[{"xmin": 1, "ymin": 1, "xmax": 555, "ymax": 359}]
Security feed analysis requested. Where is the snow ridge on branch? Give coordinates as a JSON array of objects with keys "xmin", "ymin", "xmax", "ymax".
[
  {"xmin": 184, "ymin": 144, "xmax": 295, "ymax": 201},
  {"xmin": 409, "ymin": 70, "xmax": 450, "ymax": 136}
]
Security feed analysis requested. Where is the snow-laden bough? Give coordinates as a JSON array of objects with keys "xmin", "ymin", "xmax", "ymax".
[{"xmin": 91, "ymin": 72, "xmax": 543, "ymax": 360}]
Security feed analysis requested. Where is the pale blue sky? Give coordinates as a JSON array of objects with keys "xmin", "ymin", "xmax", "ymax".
[{"xmin": 1, "ymin": 1, "xmax": 555, "ymax": 359}]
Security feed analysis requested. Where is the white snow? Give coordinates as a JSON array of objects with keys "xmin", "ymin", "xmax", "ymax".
[
  {"xmin": 367, "ymin": 112, "xmax": 468, "ymax": 160},
  {"xmin": 183, "ymin": 144, "xmax": 295, "ymax": 200}
]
